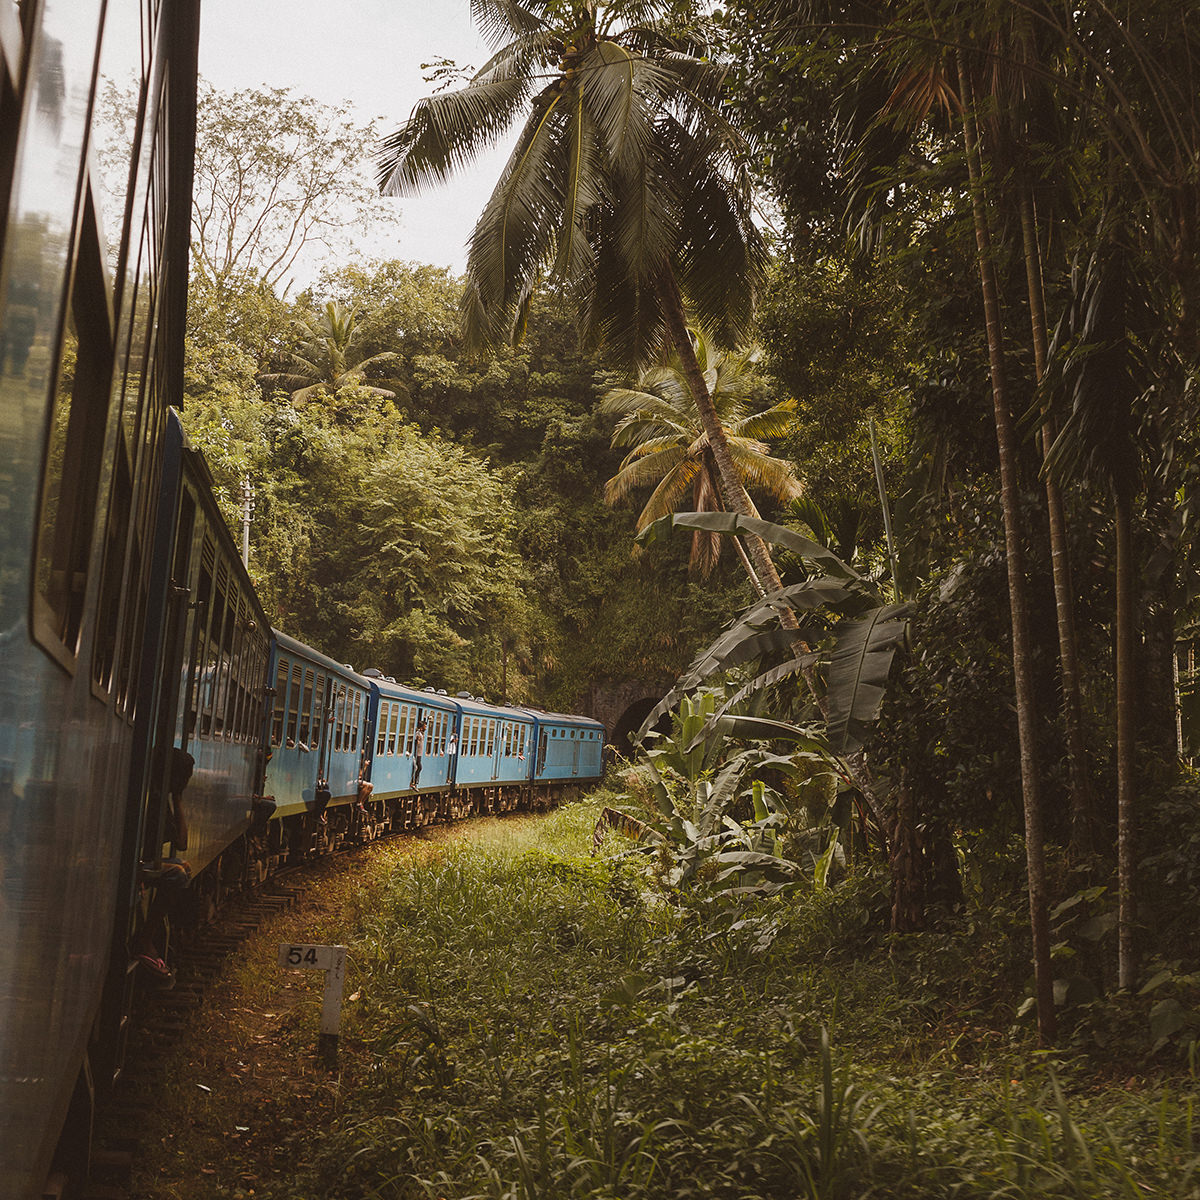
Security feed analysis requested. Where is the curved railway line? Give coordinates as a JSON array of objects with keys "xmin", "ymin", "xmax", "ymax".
[{"xmin": 82, "ymin": 814, "xmax": 522, "ymax": 1200}]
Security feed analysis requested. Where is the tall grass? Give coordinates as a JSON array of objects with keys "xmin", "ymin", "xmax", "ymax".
[{"xmin": 262, "ymin": 799, "xmax": 1200, "ymax": 1200}]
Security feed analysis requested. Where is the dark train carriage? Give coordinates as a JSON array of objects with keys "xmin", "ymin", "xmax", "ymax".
[
  {"xmin": 157, "ymin": 414, "xmax": 271, "ymax": 876},
  {"xmin": 0, "ymin": 2, "xmax": 201, "ymax": 1195}
]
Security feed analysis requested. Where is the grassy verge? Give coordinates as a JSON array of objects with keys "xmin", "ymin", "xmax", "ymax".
[{"xmin": 131, "ymin": 798, "xmax": 1200, "ymax": 1199}]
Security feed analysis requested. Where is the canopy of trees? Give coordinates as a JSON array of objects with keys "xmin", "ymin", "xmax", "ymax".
[{"xmin": 179, "ymin": 0, "xmax": 1200, "ymax": 1054}]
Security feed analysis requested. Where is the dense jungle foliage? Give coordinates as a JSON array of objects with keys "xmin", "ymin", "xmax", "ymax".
[{"xmin": 176, "ymin": 0, "xmax": 1200, "ymax": 1061}]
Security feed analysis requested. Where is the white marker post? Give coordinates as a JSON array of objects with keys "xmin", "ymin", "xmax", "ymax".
[{"xmin": 278, "ymin": 943, "xmax": 348, "ymax": 1069}]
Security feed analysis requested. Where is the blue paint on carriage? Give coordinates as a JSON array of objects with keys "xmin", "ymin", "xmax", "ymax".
[
  {"xmin": 263, "ymin": 631, "xmax": 372, "ymax": 817},
  {"xmin": 521, "ymin": 710, "xmax": 606, "ymax": 783},
  {"xmin": 365, "ymin": 681, "xmax": 458, "ymax": 796},
  {"xmin": 450, "ymin": 697, "xmax": 538, "ymax": 789}
]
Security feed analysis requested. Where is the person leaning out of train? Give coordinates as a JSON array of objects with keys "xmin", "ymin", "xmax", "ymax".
[
  {"xmin": 411, "ymin": 718, "xmax": 428, "ymax": 789},
  {"xmin": 356, "ymin": 751, "xmax": 373, "ymax": 810}
]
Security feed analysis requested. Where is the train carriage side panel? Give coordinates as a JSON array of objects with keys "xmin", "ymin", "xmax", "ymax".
[
  {"xmin": 0, "ymin": 2, "xmax": 202, "ymax": 1195},
  {"xmin": 530, "ymin": 714, "xmax": 605, "ymax": 784},
  {"xmin": 160, "ymin": 431, "xmax": 271, "ymax": 877},
  {"xmin": 366, "ymin": 680, "xmax": 455, "ymax": 797},
  {"xmin": 263, "ymin": 631, "xmax": 370, "ymax": 816}
]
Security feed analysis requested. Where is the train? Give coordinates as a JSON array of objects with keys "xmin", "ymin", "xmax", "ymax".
[{"xmin": 0, "ymin": 6, "xmax": 604, "ymax": 1198}]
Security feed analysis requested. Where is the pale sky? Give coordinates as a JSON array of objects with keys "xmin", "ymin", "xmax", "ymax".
[{"xmin": 195, "ymin": 0, "xmax": 510, "ymax": 281}]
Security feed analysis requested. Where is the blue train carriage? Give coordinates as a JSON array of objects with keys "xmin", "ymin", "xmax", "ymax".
[
  {"xmin": 0, "ymin": 1, "xmax": 202, "ymax": 1195},
  {"xmin": 449, "ymin": 695, "xmax": 538, "ymax": 814},
  {"xmin": 150, "ymin": 416, "xmax": 271, "ymax": 900},
  {"xmin": 261, "ymin": 631, "xmax": 372, "ymax": 859},
  {"xmin": 527, "ymin": 709, "xmax": 606, "ymax": 801},
  {"xmin": 94, "ymin": 411, "xmax": 270, "ymax": 1067},
  {"xmin": 365, "ymin": 677, "xmax": 463, "ymax": 824}
]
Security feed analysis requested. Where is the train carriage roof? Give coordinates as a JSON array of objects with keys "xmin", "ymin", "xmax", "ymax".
[
  {"xmin": 270, "ymin": 629, "xmax": 373, "ymax": 687},
  {"xmin": 513, "ymin": 706, "xmax": 604, "ymax": 732}
]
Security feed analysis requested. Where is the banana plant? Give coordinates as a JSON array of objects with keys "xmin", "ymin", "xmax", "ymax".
[
  {"xmin": 636, "ymin": 509, "xmax": 911, "ymax": 758},
  {"xmin": 598, "ymin": 689, "xmax": 847, "ymax": 897}
]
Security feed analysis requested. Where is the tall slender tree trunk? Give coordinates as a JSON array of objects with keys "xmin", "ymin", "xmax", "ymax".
[
  {"xmin": 1115, "ymin": 488, "xmax": 1137, "ymax": 989},
  {"xmin": 733, "ymin": 535, "xmax": 766, "ymax": 598},
  {"xmin": 1018, "ymin": 186, "xmax": 1096, "ymax": 855},
  {"xmin": 959, "ymin": 55, "xmax": 1056, "ymax": 1044}
]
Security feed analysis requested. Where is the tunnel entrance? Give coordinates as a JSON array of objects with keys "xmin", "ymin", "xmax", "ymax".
[{"xmin": 610, "ymin": 695, "xmax": 671, "ymax": 759}]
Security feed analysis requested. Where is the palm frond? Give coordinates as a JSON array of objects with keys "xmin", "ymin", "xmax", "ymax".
[
  {"xmin": 377, "ymin": 74, "xmax": 532, "ymax": 197},
  {"xmin": 462, "ymin": 88, "xmax": 572, "ymax": 345},
  {"xmin": 470, "ymin": 0, "xmax": 547, "ymax": 49},
  {"xmin": 604, "ymin": 445, "xmax": 693, "ymax": 505}
]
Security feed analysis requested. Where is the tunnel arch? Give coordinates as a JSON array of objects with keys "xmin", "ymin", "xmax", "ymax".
[{"xmin": 609, "ymin": 695, "xmax": 671, "ymax": 759}]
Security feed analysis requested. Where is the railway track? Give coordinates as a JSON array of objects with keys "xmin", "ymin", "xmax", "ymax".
[
  {"xmin": 77, "ymin": 815, "xmax": 432, "ymax": 1200},
  {"xmin": 79, "ymin": 880, "xmax": 304, "ymax": 1200}
]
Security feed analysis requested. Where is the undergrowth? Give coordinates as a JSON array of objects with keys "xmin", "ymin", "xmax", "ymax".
[{"xmin": 246, "ymin": 794, "xmax": 1200, "ymax": 1199}]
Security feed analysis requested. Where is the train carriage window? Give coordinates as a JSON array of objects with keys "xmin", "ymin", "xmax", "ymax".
[
  {"xmin": 206, "ymin": 570, "xmax": 230, "ymax": 735},
  {"xmin": 466, "ymin": 717, "xmax": 476, "ymax": 756},
  {"xmin": 241, "ymin": 637, "xmax": 261, "ymax": 742},
  {"xmin": 286, "ymin": 663, "xmax": 301, "ymax": 746},
  {"xmin": 198, "ymin": 576, "xmax": 222, "ymax": 738},
  {"xmin": 271, "ymin": 658, "xmax": 288, "ymax": 747},
  {"xmin": 185, "ymin": 547, "xmax": 213, "ymax": 731},
  {"xmin": 299, "ymin": 669, "xmax": 314, "ymax": 749},
  {"xmin": 351, "ymin": 692, "xmax": 362, "ymax": 753},
  {"xmin": 226, "ymin": 601, "xmax": 248, "ymax": 740},
  {"xmin": 311, "ymin": 673, "xmax": 325, "ymax": 749},
  {"xmin": 486, "ymin": 720, "xmax": 495, "ymax": 757},
  {"xmin": 332, "ymin": 687, "xmax": 344, "ymax": 751},
  {"xmin": 217, "ymin": 583, "xmax": 236, "ymax": 736},
  {"xmin": 31, "ymin": 192, "xmax": 114, "ymax": 666},
  {"xmin": 387, "ymin": 703, "xmax": 399, "ymax": 755},
  {"xmin": 376, "ymin": 701, "xmax": 389, "ymax": 756},
  {"xmin": 437, "ymin": 712, "xmax": 446, "ymax": 754}
]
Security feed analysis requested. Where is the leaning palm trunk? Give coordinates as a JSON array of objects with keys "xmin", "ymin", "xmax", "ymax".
[
  {"xmin": 959, "ymin": 56, "xmax": 1056, "ymax": 1044},
  {"xmin": 1019, "ymin": 186, "xmax": 1096, "ymax": 856},
  {"xmin": 655, "ymin": 269, "xmax": 789, "ymax": 603},
  {"xmin": 655, "ymin": 267, "xmax": 891, "ymax": 847}
]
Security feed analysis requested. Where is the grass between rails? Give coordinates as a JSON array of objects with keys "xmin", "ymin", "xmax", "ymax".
[{"xmin": 129, "ymin": 797, "xmax": 1200, "ymax": 1199}]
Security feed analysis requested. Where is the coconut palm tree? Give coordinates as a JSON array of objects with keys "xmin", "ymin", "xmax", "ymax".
[
  {"xmin": 375, "ymin": 0, "xmax": 787, "ymax": 595},
  {"xmin": 260, "ymin": 300, "xmax": 399, "ymax": 402},
  {"xmin": 602, "ymin": 330, "xmax": 801, "ymax": 583}
]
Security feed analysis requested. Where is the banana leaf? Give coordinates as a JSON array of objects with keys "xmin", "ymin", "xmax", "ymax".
[
  {"xmin": 637, "ymin": 511, "xmax": 862, "ymax": 581},
  {"xmin": 825, "ymin": 602, "xmax": 910, "ymax": 754}
]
